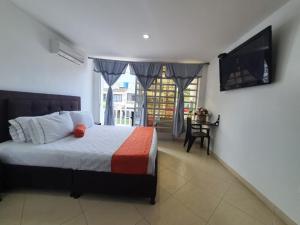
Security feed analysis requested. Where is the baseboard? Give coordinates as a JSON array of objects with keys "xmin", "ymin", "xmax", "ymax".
[{"xmin": 212, "ymin": 152, "xmax": 297, "ymax": 225}]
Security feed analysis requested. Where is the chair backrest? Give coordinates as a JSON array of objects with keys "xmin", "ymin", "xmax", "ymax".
[
  {"xmin": 214, "ymin": 114, "xmax": 220, "ymax": 126},
  {"xmin": 186, "ymin": 117, "xmax": 192, "ymax": 135}
]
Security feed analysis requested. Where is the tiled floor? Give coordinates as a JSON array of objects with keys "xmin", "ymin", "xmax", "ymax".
[{"xmin": 0, "ymin": 140, "xmax": 287, "ymax": 225}]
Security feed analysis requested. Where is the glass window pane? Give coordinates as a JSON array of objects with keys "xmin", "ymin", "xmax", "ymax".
[
  {"xmin": 140, "ymin": 74, "xmax": 200, "ymax": 133},
  {"xmin": 182, "ymin": 77, "xmax": 200, "ymax": 119}
]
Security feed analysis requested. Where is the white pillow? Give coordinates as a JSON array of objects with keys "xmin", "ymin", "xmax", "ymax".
[
  {"xmin": 28, "ymin": 119, "xmax": 44, "ymax": 144},
  {"xmin": 61, "ymin": 111, "xmax": 94, "ymax": 128},
  {"xmin": 33, "ymin": 113, "xmax": 74, "ymax": 144},
  {"xmin": 9, "ymin": 112, "xmax": 59, "ymax": 143},
  {"xmin": 9, "ymin": 117, "xmax": 33, "ymax": 142},
  {"xmin": 28, "ymin": 113, "xmax": 59, "ymax": 144},
  {"xmin": 9, "ymin": 125, "xmax": 24, "ymax": 142}
]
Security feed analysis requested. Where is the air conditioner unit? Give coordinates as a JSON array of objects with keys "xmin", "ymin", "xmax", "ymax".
[{"xmin": 50, "ymin": 39, "xmax": 85, "ymax": 65}]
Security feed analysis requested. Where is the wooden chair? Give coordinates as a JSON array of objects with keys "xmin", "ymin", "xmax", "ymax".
[
  {"xmin": 184, "ymin": 117, "xmax": 211, "ymax": 155},
  {"xmin": 183, "ymin": 118, "xmax": 201, "ymax": 146}
]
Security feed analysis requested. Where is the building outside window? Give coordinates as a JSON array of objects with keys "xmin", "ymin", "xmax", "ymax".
[
  {"xmin": 99, "ymin": 66, "xmax": 136, "ymax": 126},
  {"xmin": 127, "ymin": 93, "xmax": 136, "ymax": 102},
  {"xmin": 113, "ymin": 94, "xmax": 122, "ymax": 102}
]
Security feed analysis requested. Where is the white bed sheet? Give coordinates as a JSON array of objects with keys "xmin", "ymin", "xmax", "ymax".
[{"xmin": 0, "ymin": 125, "xmax": 157, "ymax": 175}]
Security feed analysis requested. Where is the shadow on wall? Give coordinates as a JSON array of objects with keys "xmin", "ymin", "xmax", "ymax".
[{"xmin": 272, "ymin": 12, "xmax": 300, "ymax": 83}]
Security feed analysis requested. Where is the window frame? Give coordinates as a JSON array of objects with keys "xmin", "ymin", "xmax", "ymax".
[{"xmin": 134, "ymin": 72, "xmax": 201, "ymax": 132}]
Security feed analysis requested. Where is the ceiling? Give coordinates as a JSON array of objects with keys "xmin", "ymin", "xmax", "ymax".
[{"xmin": 11, "ymin": 0, "xmax": 288, "ymax": 62}]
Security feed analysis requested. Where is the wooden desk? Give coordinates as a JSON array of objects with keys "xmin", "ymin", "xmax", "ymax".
[
  {"xmin": 192, "ymin": 120, "xmax": 219, "ymax": 127},
  {"xmin": 192, "ymin": 114, "xmax": 220, "ymax": 128}
]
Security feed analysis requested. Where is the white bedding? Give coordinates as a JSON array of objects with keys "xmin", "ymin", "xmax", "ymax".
[{"xmin": 0, "ymin": 125, "xmax": 157, "ymax": 175}]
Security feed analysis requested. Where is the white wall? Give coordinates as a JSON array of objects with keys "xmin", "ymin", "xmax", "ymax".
[
  {"xmin": 0, "ymin": 0, "xmax": 93, "ymax": 111},
  {"xmin": 197, "ymin": 65, "xmax": 209, "ymax": 108},
  {"xmin": 204, "ymin": 0, "xmax": 300, "ymax": 223}
]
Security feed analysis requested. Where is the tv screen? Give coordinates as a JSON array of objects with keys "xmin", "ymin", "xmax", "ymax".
[{"xmin": 219, "ymin": 26, "xmax": 272, "ymax": 91}]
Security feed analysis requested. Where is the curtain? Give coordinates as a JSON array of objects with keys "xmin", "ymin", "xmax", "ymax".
[
  {"xmin": 130, "ymin": 62, "xmax": 163, "ymax": 126},
  {"xmin": 166, "ymin": 63, "xmax": 205, "ymax": 137},
  {"xmin": 93, "ymin": 59, "xmax": 128, "ymax": 125}
]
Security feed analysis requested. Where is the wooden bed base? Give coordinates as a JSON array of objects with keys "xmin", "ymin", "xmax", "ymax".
[
  {"xmin": 0, "ymin": 90, "xmax": 157, "ymax": 204},
  {"xmin": 72, "ymin": 155, "xmax": 157, "ymax": 204},
  {"xmin": 2, "ymin": 155, "xmax": 157, "ymax": 204}
]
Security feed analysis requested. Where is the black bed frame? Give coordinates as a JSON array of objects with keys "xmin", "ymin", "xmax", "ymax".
[{"xmin": 0, "ymin": 90, "xmax": 157, "ymax": 204}]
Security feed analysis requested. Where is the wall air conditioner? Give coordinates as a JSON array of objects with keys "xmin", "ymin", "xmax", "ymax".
[{"xmin": 50, "ymin": 39, "xmax": 85, "ymax": 65}]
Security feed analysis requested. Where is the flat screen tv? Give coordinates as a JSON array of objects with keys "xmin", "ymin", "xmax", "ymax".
[{"xmin": 219, "ymin": 26, "xmax": 272, "ymax": 91}]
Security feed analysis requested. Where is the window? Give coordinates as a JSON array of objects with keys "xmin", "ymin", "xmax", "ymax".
[
  {"xmin": 103, "ymin": 94, "xmax": 123, "ymax": 102},
  {"xmin": 113, "ymin": 94, "xmax": 122, "ymax": 102},
  {"xmin": 183, "ymin": 78, "xmax": 200, "ymax": 118},
  {"xmin": 134, "ymin": 67, "xmax": 200, "ymax": 133},
  {"xmin": 99, "ymin": 65, "xmax": 200, "ymax": 129},
  {"xmin": 147, "ymin": 72, "xmax": 177, "ymax": 133},
  {"xmin": 127, "ymin": 93, "xmax": 136, "ymax": 102},
  {"xmin": 99, "ymin": 66, "xmax": 136, "ymax": 126}
]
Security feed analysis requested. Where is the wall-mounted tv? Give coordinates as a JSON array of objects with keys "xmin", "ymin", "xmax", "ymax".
[{"xmin": 219, "ymin": 26, "xmax": 272, "ymax": 91}]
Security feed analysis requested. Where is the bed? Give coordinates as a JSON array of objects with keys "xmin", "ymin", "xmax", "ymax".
[{"xmin": 0, "ymin": 90, "xmax": 158, "ymax": 204}]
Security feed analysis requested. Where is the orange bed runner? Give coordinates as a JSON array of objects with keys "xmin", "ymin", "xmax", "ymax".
[{"xmin": 111, "ymin": 127, "xmax": 154, "ymax": 175}]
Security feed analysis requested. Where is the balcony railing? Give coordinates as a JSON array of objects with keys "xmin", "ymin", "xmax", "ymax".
[{"xmin": 113, "ymin": 108, "xmax": 134, "ymax": 126}]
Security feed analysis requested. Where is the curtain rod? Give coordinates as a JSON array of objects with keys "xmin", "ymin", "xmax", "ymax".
[{"xmin": 87, "ymin": 57, "xmax": 209, "ymax": 65}]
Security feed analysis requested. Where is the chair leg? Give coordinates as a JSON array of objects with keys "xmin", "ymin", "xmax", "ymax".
[
  {"xmin": 200, "ymin": 137, "xmax": 204, "ymax": 148},
  {"xmin": 207, "ymin": 137, "xmax": 210, "ymax": 155},
  {"xmin": 187, "ymin": 137, "xmax": 196, "ymax": 153},
  {"xmin": 183, "ymin": 133, "xmax": 189, "ymax": 147}
]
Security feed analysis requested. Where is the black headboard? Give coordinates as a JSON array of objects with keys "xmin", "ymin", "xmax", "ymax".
[{"xmin": 0, "ymin": 90, "xmax": 81, "ymax": 143}]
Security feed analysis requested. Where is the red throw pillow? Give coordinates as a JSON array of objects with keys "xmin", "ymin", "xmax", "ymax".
[{"xmin": 74, "ymin": 124, "xmax": 86, "ymax": 138}]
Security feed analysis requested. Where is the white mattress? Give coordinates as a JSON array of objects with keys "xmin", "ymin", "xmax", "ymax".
[{"xmin": 0, "ymin": 125, "xmax": 157, "ymax": 175}]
